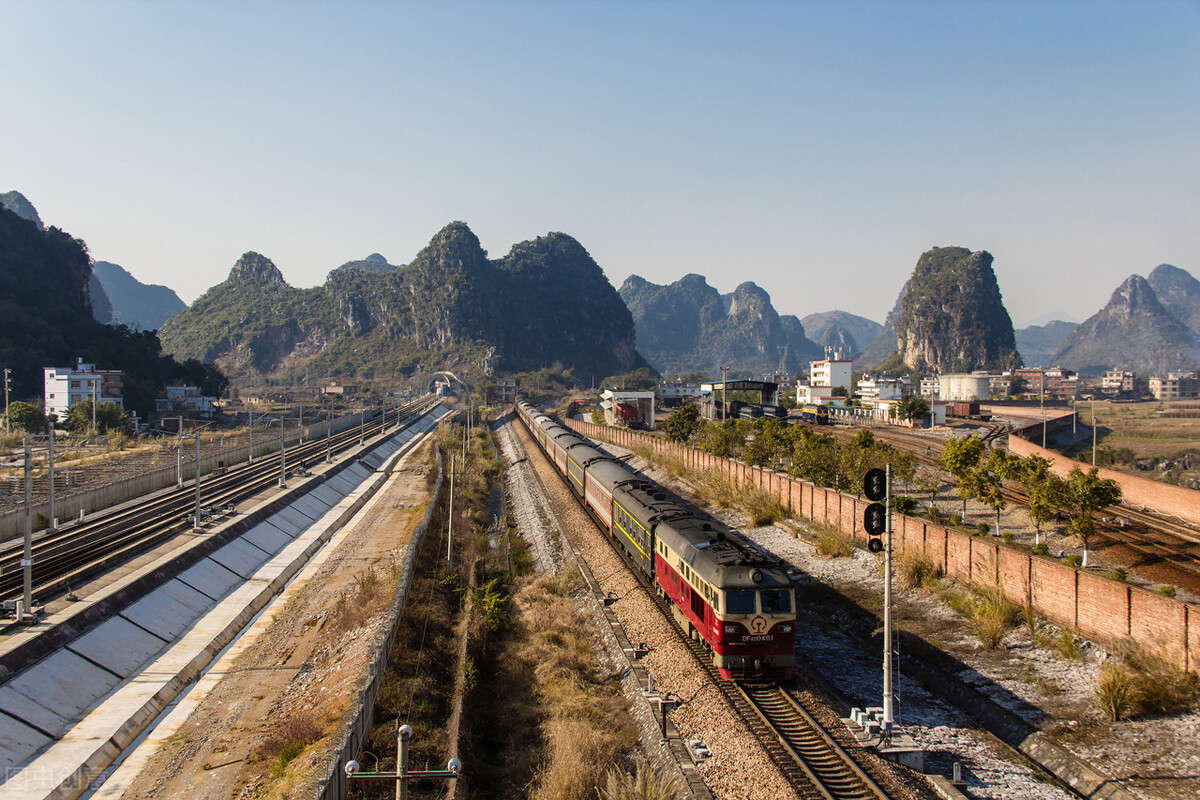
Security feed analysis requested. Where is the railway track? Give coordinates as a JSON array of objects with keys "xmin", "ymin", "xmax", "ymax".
[
  {"xmin": 518, "ymin": 415, "xmax": 892, "ymax": 800},
  {"xmin": 0, "ymin": 397, "xmax": 440, "ymax": 607}
]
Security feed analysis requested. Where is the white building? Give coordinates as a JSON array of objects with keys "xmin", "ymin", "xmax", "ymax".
[
  {"xmin": 1101, "ymin": 370, "xmax": 1135, "ymax": 395},
  {"xmin": 44, "ymin": 359, "xmax": 124, "ymax": 422},
  {"xmin": 856, "ymin": 375, "xmax": 910, "ymax": 401},
  {"xmin": 919, "ymin": 376, "xmax": 940, "ymax": 399},
  {"xmin": 600, "ymin": 389, "xmax": 656, "ymax": 429},
  {"xmin": 155, "ymin": 385, "xmax": 218, "ymax": 417},
  {"xmin": 938, "ymin": 373, "xmax": 991, "ymax": 402},
  {"xmin": 798, "ymin": 354, "xmax": 852, "ymax": 404}
]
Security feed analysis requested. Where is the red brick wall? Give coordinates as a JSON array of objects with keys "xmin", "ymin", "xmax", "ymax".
[
  {"xmin": 563, "ymin": 420, "xmax": 1197, "ymax": 672},
  {"xmin": 1008, "ymin": 434, "xmax": 1200, "ymax": 522}
]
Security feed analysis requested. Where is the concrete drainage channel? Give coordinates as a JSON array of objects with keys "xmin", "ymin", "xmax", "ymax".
[{"xmin": 0, "ymin": 406, "xmax": 450, "ymax": 800}]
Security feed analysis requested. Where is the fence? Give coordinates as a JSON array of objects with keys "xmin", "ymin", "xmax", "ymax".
[{"xmin": 565, "ymin": 419, "xmax": 1200, "ymax": 674}]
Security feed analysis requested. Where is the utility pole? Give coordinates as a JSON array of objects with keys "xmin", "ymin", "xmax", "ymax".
[
  {"xmin": 448, "ymin": 454, "xmax": 456, "ymax": 569},
  {"xmin": 279, "ymin": 417, "xmax": 287, "ymax": 488},
  {"xmin": 1041, "ymin": 373, "xmax": 1046, "ymax": 448},
  {"xmin": 248, "ymin": 409, "xmax": 254, "ymax": 464},
  {"xmin": 326, "ymin": 394, "xmax": 333, "ymax": 463},
  {"xmin": 21, "ymin": 445, "xmax": 33, "ymax": 623},
  {"xmin": 1092, "ymin": 399, "xmax": 1097, "ymax": 466},
  {"xmin": 359, "ymin": 399, "xmax": 365, "ymax": 445},
  {"xmin": 721, "ymin": 366, "xmax": 731, "ymax": 421},
  {"xmin": 298, "ymin": 398, "xmax": 303, "ymax": 444},
  {"xmin": 3, "ymin": 368, "xmax": 10, "ymax": 434},
  {"xmin": 193, "ymin": 430, "xmax": 202, "ymax": 531},
  {"xmin": 882, "ymin": 463, "xmax": 894, "ymax": 740},
  {"xmin": 92, "ymin": 377, "xmax": 98, "ymax": 434},
  {"xmin": 47, "ymin": 424, "xmax": 55, "ymax": 531}
]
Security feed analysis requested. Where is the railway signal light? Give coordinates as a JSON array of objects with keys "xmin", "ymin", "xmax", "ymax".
[
  {"xmin": 864, "ymin": 468, "xmax": 887, "ymax": 502},
  {"xmin": 864, "ymin": 501, "xmax": 886, "ymax": 552}
]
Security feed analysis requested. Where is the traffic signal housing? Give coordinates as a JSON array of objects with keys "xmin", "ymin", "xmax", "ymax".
[{"xmin": 864, "ymin": 500, "xmax": 886, "ymax": 552}]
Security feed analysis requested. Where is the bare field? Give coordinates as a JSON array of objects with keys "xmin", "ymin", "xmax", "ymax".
[{"xmin": 1064, "ymin": 400, "xmax": 1200, "ymax": 487}]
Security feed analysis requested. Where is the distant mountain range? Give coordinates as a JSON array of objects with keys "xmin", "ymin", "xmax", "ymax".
[
  {"xmin": 1051, "ymin": 265, "xmax": 1200, "ymax": 376},
  {"xmin": 617, "ymin": 274, "xmax": 822, "ymax": 377},
  {"xmin": 159, "ymin": 222, "xmax": 646, "ymax": 385}
]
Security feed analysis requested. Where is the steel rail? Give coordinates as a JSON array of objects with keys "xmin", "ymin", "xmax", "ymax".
[{"xmin": 0, "ymin": 398, "xmax": 438, "ymax": 605}]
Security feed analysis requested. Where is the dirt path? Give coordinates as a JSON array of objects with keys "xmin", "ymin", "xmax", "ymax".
[{"xmin": 105, "ymin": 438, "xmax": 436, "ymax": 800}]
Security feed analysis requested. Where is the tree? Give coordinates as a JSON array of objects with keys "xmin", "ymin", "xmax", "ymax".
[
  {"xmin": 895, "ymin": 395, "xmax": 931, "ymax": 423},
  {"xmin": 3, "ymin": 401, "xmax": 47, "ymax": 433},
  {"xmin": 744, "ymin": 417, "xmax": 788, "ymax": 468},
  {"xmin": 975, "ymin": 450, "xmax": 1021, "ymax": 534},
  {"xmin": 66, "ymin": 400, "xmax": 130, "ymax": 434},
  {"xmin": 941, "ymin": 435, "xmax": 985, "ymax": 516},
  {"xmin": 1017, "ymin": 455, "xmax": 1064, "ymax": 543},
  {"xmin": 661, "ymin": 404, "xmax": 702, "ymax": 444},
  {"xmin": 1064, "ymin": 467, "xmax": 1122, "ymax": 566}
]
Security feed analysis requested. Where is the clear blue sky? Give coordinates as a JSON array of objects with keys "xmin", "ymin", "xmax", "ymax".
[{"xmin": 2, "ymin": 1, "xmax": 1197, "ymax": 328}]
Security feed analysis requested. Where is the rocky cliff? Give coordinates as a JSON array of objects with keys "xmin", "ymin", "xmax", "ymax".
[
  {"xmin": 159, "ymin": 222, "xmax": 647, "ymax": 384},
  {"xmin": 1146, "ymin": 263, "xmax": 1200, "ymax": 336},
  {"xmin": 895, "ymin": 247, "xmax": 1021, "ymax": 372},
  {"xmin": 618, "ymin": 274, "xmax": 821, "ymax": 376},
  {"xmin": 1052, "ymin": 274, "xmax": 1200, "ymax": 375}
]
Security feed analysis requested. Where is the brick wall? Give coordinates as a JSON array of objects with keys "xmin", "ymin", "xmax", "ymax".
[
  {"xmin": 1008, "ymin": 434, "xmax": 1199, "ymax": 522},
  {"xmin": 564, "ymin": 419, "xmax": 1199, "ymax": 672}
]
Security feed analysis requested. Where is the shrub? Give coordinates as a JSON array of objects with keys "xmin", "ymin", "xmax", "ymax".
[
  {"xmin": 598, "ymin": 759, "xmax": 687, "ymax": 800},
  {"xmin": 1001, "ymin": 531, "xmax": 1014, "ymax": 543},
  {"xmin": 897, "ymin": 551, "xmax": 943, "ymax": 591},
  {"xmin": 739, "ymin": 486, "xmax": 786, "ymax": 527},
  {"xmin": 1158, "ymin": 585, "xmax": 1177, "ymax": 598},
  {"xmin": 1125, "ymin": 649, "xmax": 1198, "ymax": 716},
  {"xmin": 1106, "ymin": 568, "xmax": 1127, "ymax": 582},
  {"xmin": 1095, "ymin": 664, "xmax": 1136, "ymax": 721},
  {"xmin": 892, "ymin": 495, "xmax": 918, "ymax": 515},
  {"xmin": 926, "ymin": 506, "xmax": 942, "ymax": 524},
  {"xmin": 1066, "ymin": 554, "xmax": 1083, "ymax": 568},
  {"xmin": 950, "ymin": 513, "xmax": 963, "ymax": 526},
  {"xmin": 976, "ymin": 522, "xmax": 991, "ymax": 536},
  {"xmin": 971, "ymin": 587, "xmax": 1020, "ymax": 649},
  {"xmin": 814, "ymin": 527, "xmax": 855, "ymax": 558},
  {"xmin": 1032, "ymin": 543, "xmax": 1050, "ymax": 556}
]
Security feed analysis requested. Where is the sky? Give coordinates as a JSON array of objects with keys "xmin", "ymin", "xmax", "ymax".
[{"xmin": 2, "ymin": 1, "xmax": 1197, "ymax": 328}]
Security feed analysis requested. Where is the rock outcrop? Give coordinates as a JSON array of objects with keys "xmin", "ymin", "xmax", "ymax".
[
  {"xmin": 895, "ymin": 247, "xmax": 1021, "ymax": 372},
  {"xmin": 618, "ymin": 274, "xmax": 821, "ymax": 376},
  {"xmin": 159, "ymin": 223, "xmax": 647, "ymax": 383},
  {"xmin": 1052, "ymin": 274, "xmax": 1200, "ymax": 375}
]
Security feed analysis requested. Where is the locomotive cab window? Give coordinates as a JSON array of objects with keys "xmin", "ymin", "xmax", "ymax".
[
  {"xmin": 761, "ymin": 590, "xmax": 791, "ymax": 614},
  {"xmin": 726, "ymin": 590, "xmax": 755, "ymax": 615}
]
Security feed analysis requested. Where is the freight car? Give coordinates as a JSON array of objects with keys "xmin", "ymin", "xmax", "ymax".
[{"xmin": 516, "ymin": 399, "xmax": 795, "ymax": 680}]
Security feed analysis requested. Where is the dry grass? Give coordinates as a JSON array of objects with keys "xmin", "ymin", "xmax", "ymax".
[
  {"xmin": 945, "ymin": 586, "xmax": 1020, "ymax": 649},
  {"xmin": 897, "ymin": 550, "xmax": 943, "ymax": 590},
  {"xmin": 694, "ymin": 468, "xmax": 736, "ymax": 508},
  {"xmin": 740, "ymin": 485, "xmax": 787, "ymax": 527},
  {"xmin": 814, "ymin": 526, "xmax": 856, "ymax": 558},
  {"xmin": 1095, "ymin": 664, "xmax": 1136, "ymax": 721},
  {"xmin": 1121, "ymin": 647, "xmax": 1199, "ymax": 716},
  {"xmin": 598, "ymin": 759, "xmax": 687, "ymax": 800},
  {"xmin": 328, "ymin": 566, "xmax": 393, "ymax": 635},
  {"xmin": 508, "ymin": 573, "xmax": 638, "ymax": 800}
]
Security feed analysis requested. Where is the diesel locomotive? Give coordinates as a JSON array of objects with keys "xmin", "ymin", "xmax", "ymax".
[{"xmin": 516, "ymin": 399, "xmax": 795, "ymax": 680}]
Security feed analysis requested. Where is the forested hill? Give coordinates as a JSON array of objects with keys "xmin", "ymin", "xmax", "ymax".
[
  {"xmin": 0, "ymin": 205, "xmax": 226, "ymax": 413},
  {"xmin": 158, "ymin": 222, "xmax": 648, "ymax": 385},
  {"xmin": 618, "ymin": 273, "xmax": 821, "ymax": 376}
]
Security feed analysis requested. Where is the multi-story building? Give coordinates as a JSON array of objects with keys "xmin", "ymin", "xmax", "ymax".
[
  {"xmin": 155, "ymin": 385, "xmax": 219, "ymax": 418},
  {"xmin": 44, "ymin": 359, "xmax": 124, "ymax": 422},
  {"xmin": 856, "ymin": 375, "xmax": 910, "ymax": 400},
  {"xmin": 1101, "ymin": 370, "xmax": 1135, "ymax": 395},
  {"xmin": 1015, "ymin": 367, "xmax": 1080, "ymax": 400},
  {"xmin": 798, "ymin": 354, "xmax": 852, "ymax": 404},
  {"xmin": 1149, "ymin": 372, "xmax": 1200, "ymax": 400},
  {"xmin": 919, "ymin": 376, "xmax": 940, "ymax": 400}
]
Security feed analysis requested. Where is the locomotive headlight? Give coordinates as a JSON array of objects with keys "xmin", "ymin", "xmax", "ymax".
[
  {"xmin": 778, "ymin": 625, "xmax": 793, "ymax": 633},
  {"xmin": 751, "ymin": 570, "xmax": 763, "ymax": 584}
]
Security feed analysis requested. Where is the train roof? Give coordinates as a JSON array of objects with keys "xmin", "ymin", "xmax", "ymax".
[{"xmin": 656, "ymin": 515, "xmax": 788, "ymax": 589}]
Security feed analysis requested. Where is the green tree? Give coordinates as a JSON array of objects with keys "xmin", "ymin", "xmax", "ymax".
[
  {"xmin": 895, "ymin": 395, "xmax": 931, "ymax": 423},
  {"xmin": 1017, "ymin": 455, "xmax": 1065, "ymax": 543},
  {"xmin": 1064, "ymin": 467, "xmax": 1122, "ymax": 567},
  {"xmin": 941, "ymin": 435, "xmax": 985, "ymax": 517},
  {"xmin": 975, "ymin": 449, "xmax": 1021, "ymax": 534},
  {"xmin": 66, "ymin": 400, "xmax": 130, "ymax": 434},
  {"xmin": 661, "ymin": 405, "xmax": 703, "ymax": 444},
  {"xmin": 744, "ymin": 417, "xmax": 788, "ymax": 468},
  {"xmin": 3, "ymin": 401, "xmax": 47, "ymax": 433}
]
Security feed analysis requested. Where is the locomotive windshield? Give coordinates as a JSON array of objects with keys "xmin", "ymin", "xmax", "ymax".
[
  {"xmin": 761, "ymin": 590, "xmax": 791, "ymax": 613},
  {"xmin": 726, "ymin": 590, "xmax": 755, "ymax": 615}
]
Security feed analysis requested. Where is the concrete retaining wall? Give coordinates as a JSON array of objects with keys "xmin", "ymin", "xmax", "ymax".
[{"xmin": 565, "ymin": 419, "xmax": 1200, "ymax": 674}]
